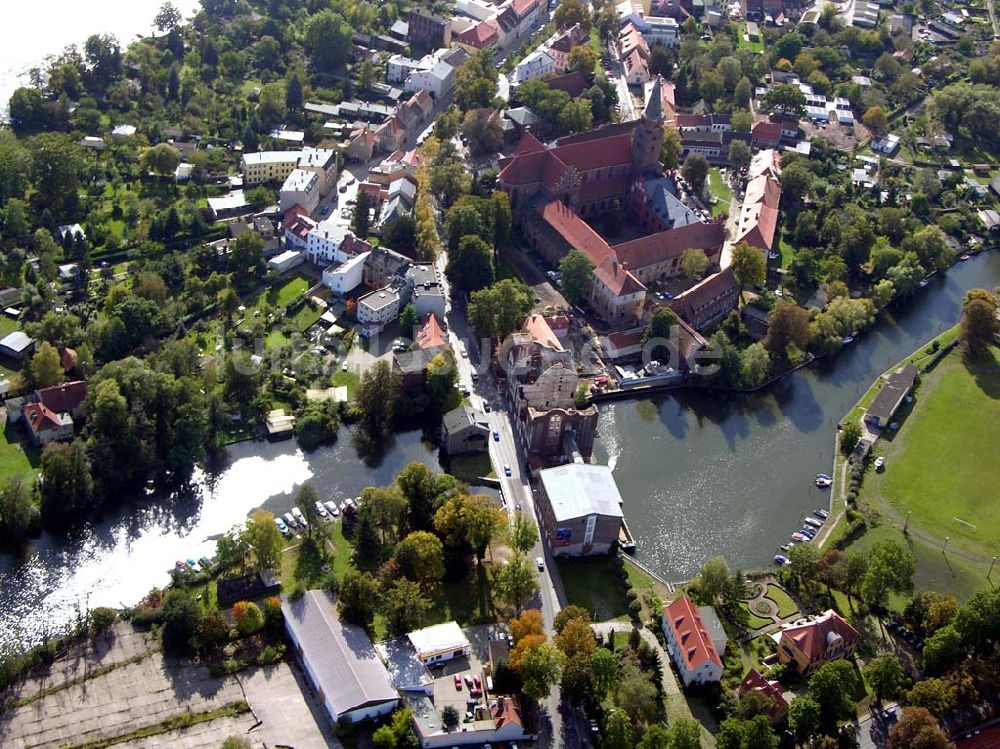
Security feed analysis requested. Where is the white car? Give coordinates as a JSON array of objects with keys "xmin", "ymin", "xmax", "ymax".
[
  {"xmin": 536, "ymin": 557, "xmax": 544, "ymax": 571},
  {"xmin": 874, "ymin": 456, "xmax": 886, "ymax": 470}
]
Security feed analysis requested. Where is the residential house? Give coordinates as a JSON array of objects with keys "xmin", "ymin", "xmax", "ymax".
[
  {"xmin": 454, "ymin": 19, "xmax": 500, "ymax": 53},
  {"xmin": 536, "ymin": 463, "xmax": 626, "ymax": 556},
  {"xmin": 623, "ymin": 48, "xmax": 650, "ymax": 86},
  {"xmin": 208, "ymin": 190, "xmax": 251, "ymax": 220},
  {"xmin": 242, "ymin": 151, "xmax": 302, "ymax": 184},
  {"xmin": 404, "ymin": 60, "xmax": 454, "ymax": 98},
  {"xmin": 751, "ymin": 121, "xmax": 782, "ymax": 149},
  {"xmin": 547, "ymin": 24, "xmax": 587, "ymax": 72},
  {"xmin": 668, "ymin": 268, "xmax": 740, "ymax": 330},
  {"xmin": 364, "ymin": 246, "xmax": 412, "ymax": 288},
  {"xmin": 739, "ymin": 669, "xmax": 789, "ymax": 725},
  {"xmin": 36, "ymin": 381, "xmax": 86, "ymax": 420},
  {"xmin": 279, "ymin": 169, "xmax": 321, "ymax": 214},
  {"xmin": 358, "ymin": 287, "xmax": 402, "ymax": 335},
  {"xmin": 23, "ymin": 403, "xmax": 74, "ymax": 445},
  {"xmin": 442, "ymin": 405, "xmax": 491, "ymax": 455},
  {"xmin": 775, "ymin": 609, "xmax": 859, "ymax": 675},
  {"xmin": 284, "ymin": 207, "xmax": 318, "ymax": 251},
  {"xmin": 404, "ymin": 263, "xmax": 446, "ymax": 320},
  {"xmin": 282, "ymin": 590, "xmax": 399, "ymax": 725},
  {"xmin": 513, "ymin": 48, "xmax": 556, "ymax": 85},
  {"xmin": 346, "ymin": 125, "xmax": 378, "ymax": 163},
  {"xmin": 545, "ymin": 71, "xmax": 590, "ymax": 98},
  {"xmin": 375, "ymin": 117, "xmax": 408, "ymax": 154},
  {"xmin": 322, "ymin": 251, "xmax": 370, "ymax": 295},
  {"xmin": 662, "ymin": 596, "xmax": 724, "ymax": 687}
]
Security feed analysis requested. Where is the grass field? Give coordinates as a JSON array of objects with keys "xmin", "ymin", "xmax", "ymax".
[
  {"xmin": 764, "ymin": 584, "xmax": 798, "ymax": 618},
  {"xmin": 708, "ymin": 168, "xmax": 731, "ymax": 217},
  {"xmin": 557, "ymin": 556, "xmax": 631, "ymax": 621},
  {"xmin": 862, "ymin": 348, "xmax": 1000, "ymax": 557},
  {"xmin": 0, "ymin": 427, "xmax": 39, "ymax": 485},
  {"xmin": 331, "ymin": 369, "xmax": 360, "ymax": 395}
]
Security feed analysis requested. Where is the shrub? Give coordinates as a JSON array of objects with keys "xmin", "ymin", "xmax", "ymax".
[
  {"xmin": 257, "ymin": 643, "xmax": 286, "ymax": 665},
  {"xmin": 628, "ymin": 599, "xmax": 643, "ymax": 619},
  {"xmin": 90, "ymin": 607, "xmax": 117, "ymax": 635},
  {"xmin": 232, "ymin": 601, "xmax": 264, "ymax": 636},
  {"xmin": 263, "ymin": 596, "xmax": 283, "ymax": 632},
  {"xmin": 131, "ymin": 606, "xmax": 165, "ymax": 628}
]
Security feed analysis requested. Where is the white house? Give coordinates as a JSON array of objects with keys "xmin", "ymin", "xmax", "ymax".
[
  {"xmin": 387, "ymin": 54, "xmax": 431, "ymax": 84},
  {"xmin": 404, "ymin": 60, "xmax": 455, "ymax": 98},
  {"xmin": 279, "ymin": 168, "xmax": 321, "ymax": 214},
  {"xmin": 662, "ymin": 596, "xmax": 723, "ymax": 687},
  {"xmin": 513, "ymin": 48, "xmax": 556, "ymax": 85},
  {"xmin": 358, "ymin": 287, "xmax": 401, "ymax": 335},
  {"xmin": 268, "ymin": 249, "xmax": 305, "ymax": 274},
  {"xmin": 306, "ymin": 219, "xmax": 360, "ymax": 265},
  {"xmin": 298, "ymin": 147, "xmax": 338, "ymax": 196},
  {"xmin": 635, "ymin": 16, "xmax": 679, "ymax": 47},
  {"xmin": 322, "ymin": 251, "xmax": 369, "ymax": 295}
]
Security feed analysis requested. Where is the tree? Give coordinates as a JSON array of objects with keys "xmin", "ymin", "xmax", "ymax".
[
  {"xmin": 353, "ymin": 360, "xmax": 401, "ymax": 459},
  {"xmin": 353, "ymin": 190, "xmax": 372, "ymax": 239},
  {"xmin": 699, "ymin": 556, "xmax": 730, "ymax": 603},
  {"xmin": 567, "ymin": 45, "xmax": 597, "ymax": 77},
  {"xmin": 888, "ymin": 708, "xmax": 953, "ymax": 749},
  {"xmin": 872, "ymin": 279, "xmax": 896, "ymax": 309},
  {"xmin": 603, "ymin": 710, "xmax": 635, "ymax": 749},
  {"xmin": 446, "ymin": 235, "xmax": 494, "ymax": 292},
  {"xmin": 39, "ymin": 440, "xmax": 93, "ymax": 528},
  {"xmin": 809, "ymin": 659, "xmax": 858, "ymax": 720},
  {"xmin": 730, "ymin": 109, "xmax": 753, "ymax": 133},
  {"xmin": 902, "ymin": 225, "xmax": 953, "ymax": 272},
  {"xmin": 740, "ymin": 343, "xmax": 771, "ymax": 388},
  {"xmin": 560, "ymin": 653, "xmax": 595, "ymax": 704},
  {"xmin": 161, "ymin": 589, "xmax": 202, "ymax": 653},
  {"xmin": 863, "ymin": 106, "xmax": 889, "ymax": 137},
  {"xmin": 960, "ymin": 289, "xmax": 998, "ymax": 355},
  {"xmin": 511, "ymin": 609, "xmax": 545, "ymax": 644},
  {"xmin": 441, "ymin": 704, "xmax": 460, "ymax": 732},
  {"xmin": 661, "ymin": 128, "xmax": 682, "ymax": 170},
  {"xmin": 295, "ymin": 483, "xmax": 323, "ymax": 543},
  {"xmin": 762, "ymin": 83, "xmax": 806, "ymax": 115},
  {"xmin": 508, "ymin": 512, "xmax": 539, "ymax": 553},
  {"xmin": 285, "ymin": 73, "xmax": 304, "ymax": 111},
  {"xmin": 682, "ymin": 153, "xmax": 709, "ymax": 196},
  {"xmin": 141, "ymin": 144, "xmax": 181, "ymax": 177},
  {"xmin": 462, "ymin": 494, "xmax": 506, "ymax": 563},
  {"xmin": 788, "ymin": 694, "xmax": 821, "ymax": 743},
  {"xmin": 731, "ymin": 242, "xmax": 766, "ymax": 300},
  {"xmin": 590, "ymin": 647, "xmax": 616, "ymax": 698},
  {"xmin": 922, "ymin": 624, "xmax": 964, "ymax": 674},
  {"xmin": 616, "ymin": 663, "xmax": 661, "ymax": 725},
  {"xmin": 553, "ymin": 0, "xmax": 592, "ymax": 31},
  {"xmin": 494, "ymin": 551, "xmax": 539, "ymax": 612},
  {"xmin": 906, "ymin": 678, "xmax": 957, "ymax": 717},
  {"xmin": 735, "ymin": 77, "xmax": 753, "ymax": 108},
  {"xmin": 384, "ymin": 215, "xmax": 417, "ymax": 256},
  {"xmin": 559, "ymin": 250, "xmax": 594, "ymax": 306},
  {"xmin": 338, "ymin": 570, "xmax": 380, "ymax": 628},
  {"xmin": 395, "ymin": 531, "xmax": 445, "ymax": 584},
  {"xmin": 864, "ymin": 653, "xmax": 906, "ymax": 702},
  {"xmin": 681, "ymin": 248, "xmax": 709, "ymax": 280},
  {"xmin": 154, "ymin": 2, "xmax": 182, "ymax": 32},
  {"xmin": 517, "ymin": 640, "xmax": 564, "ymax": 700},
  {"xmin": 728, "ymin": 139, "xmax": 752, "ymax": 170},
  {"xmin": 383, "ymin": 578, "xmax": 432, "ymax": 636},
  {"xmin": 462, "ymin": 108, "xmax": 503, "ymax": 157},
  {"xmin": 232, "ymin": 600, "xmax": 264, "ymax": 636},
  {"xmin": 788, "ymin": 542, "xmax": 821, "ymax": 591},
  {"xmin": 454, "ymin": 50, "xmax": 498, "ymax": 111},
  {"xmin": 29, "ymin": 133, "xmax": 83, "ymax": 219},
  {"xmin": 862, "ymin": 540, "xmax": 915, "ymax": 610},
  {"xmin": 765, "ymin": 301, "xmax": 813, "ymax": 355},
  {"xmin": 468, "ymin": 279, "xmax": 533, "ymax": 339},
  {"xmin": 644, "ymin": 306, "xmax": 679, "ymax": 346},
  {"xmin": 0, "ymin": 477, "xmax": 40, "ymax": 543},
  {"xmin": 246, "ymin": 509, "xmax": 283, "ymax": 573},
  {"xmin": 555, "ymin": 617, "xmax": 596, "ymax": 659},
  {"xmin": 23, "ymin": 341, "xmax": 65, "ymax": 390},
  {"xmin": 304, "ymin": 10, "xmax": 352, "ymax": 72}
]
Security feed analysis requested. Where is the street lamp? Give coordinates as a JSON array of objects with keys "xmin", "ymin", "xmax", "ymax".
[
  {"xmin": 903, "ymin": 510, "xmax": 912, "ymax": 533},
  {"xmin": 989, "ymin": 556, "xmax": 998, "ymax": 579},
  {"xmin": 943, "ymin": 536, "xmax": 950, "ymax": 554}
]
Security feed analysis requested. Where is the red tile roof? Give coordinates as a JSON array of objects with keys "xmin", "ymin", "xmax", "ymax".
[
  {"xmin": 491, "ymin": 696, "xmax": 523, "ymax": 730},
  {"xmin": 60, "ymin": 347, "xmax": 77, "ymax": 373},
  {"xmin": 499, "ymin": 132, "xmax": 631, "ymax": 190},
  {"xmin": 739, "ymin": 669, "xmax": 788, "ymax": 718},
  {"xmin": 780, "ymin": 610, "xmax": 859, "ymax": 662},
  {"xmin": 664, "ymin": 596, "xmax": 723, "ymax": 671},
  {"xmin": 752, "ymin": 121, "xmax": 783, "ymax": 144},
  {"xmin": 613, "ymin": 221, "xmax": 725, "ymax": 271},
  {"xmin": 523, "ymin": 314, "xmax": 564, "ymax": 351},
  {"xmin": 545, "ymin": 72, "xmax": 590, "ymax": 98},
  {"xmin": 416, "ymin": 313, "xmax": 447, "ymax": 350},
  {"xmin": 735, "ymin": 174, "xmax": 781, "ymax": 251},
  {"xmin": 668, "ymin": 267, "xmax": 738, "ymax": 323},
  {"xmin": 512, "ymin": 0, "xmax": 538, "ymax": 17},
  {"xmin": 23, "ymin": 402, "xmax": 67, "ymax": 434},
  {"xmin": 536, "ymin": 200, "xmax": 611, "ymax": 263},
  {"xmin": 456, "ymin": 19, "xmax": 499, "ymax": 48},
  {"xmin": 37, "ymin": 381, "xmax": 86, "ymax": 414}
]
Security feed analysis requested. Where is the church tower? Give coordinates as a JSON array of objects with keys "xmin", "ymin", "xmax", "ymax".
[{"xmin": 631, "ymin": 77, "xmax": 666, "ymax": 174}]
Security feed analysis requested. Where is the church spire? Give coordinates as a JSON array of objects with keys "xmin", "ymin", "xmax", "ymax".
[{"xmin": 643, "ymin": 76, "xmax": 664, "ymax": 121}]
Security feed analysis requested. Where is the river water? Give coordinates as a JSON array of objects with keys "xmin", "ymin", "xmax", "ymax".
[
  {"xmin": 0, "ymin": 0, "xmax": 201, "ymax": 115},
  {"xmin": 1, "ymin": 253, "xmax": 998, "ymax": 654},
  {"xmin": 595, "ymin": 250, "xmax": 1000, "ymax": 582},
  {"xmin": 0, "ymin": 430, "xmax": 441, "ymax": 654}
]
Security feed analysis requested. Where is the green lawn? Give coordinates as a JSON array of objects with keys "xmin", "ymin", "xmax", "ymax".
[
  {"xmin": 264, "ymin": 328, "xmax": 290, "ymax": 351},
  {"xmin": 0, "ymin": 317, "xmax": 19, "ymax": 336},
  {"xmin": 330, "ymin": 368, "xmax": 360, "ymax": 395},
  {"xmin": 289, "ymin": 303, "xmax": 323, "ymax": 332},
  {"xmin": 556, "ymin": 555, "xmax": 630, "ymax": 621},
  {"xmin": 764, "ymin": 584, "xmax": 798, "ymax": 618},
  {"xmin": 447, "ymin": 452, "xmax": 492, "ymax": 484},
  {"xmin": 274, "ymin": 275, "xmax": 310, "ymax": 307},
  {"xmin": 862, "ymin": 349, "xmax": 1000, "ymax": 556},
  {"xmin": 0, "ymin": 427, "xmax": 39, "ymax": 485},
  {"xmin": 708, "ymin": 168, "xmax": 731, "ymax": 217},
  {"xmin": 735, "ymin": 22, "xmax": 765, "ymax": 53},
  {"xmin": 739, "ymin": 602, "xmax": 774, "ymax": 630}
]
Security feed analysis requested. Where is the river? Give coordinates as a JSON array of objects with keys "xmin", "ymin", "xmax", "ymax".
[
  {"xmin": 0, "ymin": 430, "xmax": 442, "ymax": 655},
  {"xmin": 1, "ymin": 253, "xmax": 998, "ymax": 654},
  {"xmin": 595, "ymin": 250, "xmax": 1000, "ymax": 582},
  {"xmin": 0, "ymin": 0, "xmax": 201, "ymax": 115}
]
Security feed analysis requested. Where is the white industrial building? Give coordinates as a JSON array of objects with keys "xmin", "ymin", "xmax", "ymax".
[
  {"xmin": 282, "ymin": 590, "xmax": 399, "ymax": 725},
  {"xmin": 268, "ymin": 249, "xmax": 305, "ymax": 274},
  {"xmin": 406, "ymin": 621, "xmax": 471, "ymax": 665},
  {"xmin": 536, "ymin": 464, "xmax": 625, "ymax": 556}
]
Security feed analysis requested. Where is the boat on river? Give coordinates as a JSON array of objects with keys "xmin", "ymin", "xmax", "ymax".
[{"xmin": 815, "ymin": 474, "xmax": 832, "ymax": 487}]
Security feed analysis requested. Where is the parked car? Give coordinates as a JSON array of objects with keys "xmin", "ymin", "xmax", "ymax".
[
  {"xmin": 454, "ymin": 674, "xmax": 462, "ymax": 690},
  {"xmin": 536, "ymin": 556, "xmax": 544, "ymax": 571},
  {"xmin": 504, "ymin": 465, "xmax": 512, "ymax": 477},
  {"xmin": 493, "ymin": 430, "xmax": 500, "ymax": 441}
]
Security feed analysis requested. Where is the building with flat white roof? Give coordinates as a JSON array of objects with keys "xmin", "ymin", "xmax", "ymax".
[
  {"xmin": 280, "ymin": 168, "xmax": 321, "ymax": 214},
  {"xmin": 207, "ymin": 191, "xmax": 249, "ymax": 220},
  {"xmin": 536, "ymin": 464, "xmax": 625, "ymax": 556},
  {"xmin": 358, "ymin": 287, "xmax": 401, "ymax": 335},
  {"xmin": 0, "ymin": 331, "xmax": 35, "ymax": 360},
  {"xmin": 406, "ymin": 621, "xmax": 471, "ymax": 664},
  {"xmin": 268, "ymin": 249, "xmax": 305, "ymax": 274},
  {"xmin": 306, "ymin": 219, "xmax": 353, "ymax": 265}
]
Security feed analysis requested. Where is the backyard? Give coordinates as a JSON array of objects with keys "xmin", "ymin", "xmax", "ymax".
[{"xmin": 708, "ymin": 168, "xmax": 732, "ymax": 218}]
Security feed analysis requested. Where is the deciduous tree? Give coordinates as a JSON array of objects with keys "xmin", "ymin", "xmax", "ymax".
[
  {"xmin": 889, "ymin": 708, "xmax": 953, "ymax": 749},
  {"xmin": 559, "ymin": 249, "xmax": 594, "ymax": 305}
]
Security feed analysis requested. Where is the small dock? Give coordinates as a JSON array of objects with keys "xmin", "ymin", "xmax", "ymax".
[{"xmin": 619, "ymin": 517, "xmax": 636, "ymax": 553}]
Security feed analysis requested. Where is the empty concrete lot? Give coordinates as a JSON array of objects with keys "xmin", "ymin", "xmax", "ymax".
[{"xmin": 0, "ymin": 624, "xmax": 339, "ymax": 749}]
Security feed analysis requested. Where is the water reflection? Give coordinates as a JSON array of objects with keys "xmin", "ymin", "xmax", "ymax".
[{"xmin": 0, "ymin": 430, "xmax": 439, "ymax": 653}]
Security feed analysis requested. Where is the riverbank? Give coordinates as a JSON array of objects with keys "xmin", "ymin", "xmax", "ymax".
[{"xmin": 822, "ymin": 325, "xmax": 1000, "ymax": 602}]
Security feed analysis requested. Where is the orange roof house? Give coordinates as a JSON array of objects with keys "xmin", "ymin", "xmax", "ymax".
[
  {"xmin": 776, "ymin": 610, "xmax": 859, "ymax": 675},
  {"xmin": 739, "ymin": 669, "xmax": 789, "ymax": 725},
  {"xmin": 662, "ymin": 596, "xmax": 723, "ymax": 687}
]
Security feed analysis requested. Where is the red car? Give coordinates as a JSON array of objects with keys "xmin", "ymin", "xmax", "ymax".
[
  {"xmin": 454, "ymin": 674, "xmax": 462, "ymax": 690},
  {"xmin": 474, "ymin": 675, "xmax": 482, "ymax": 690}
]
